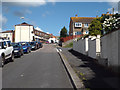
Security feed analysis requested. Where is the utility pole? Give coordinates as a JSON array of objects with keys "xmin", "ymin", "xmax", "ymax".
[
  {"xmin": 113, "ymin": 8, "xmax": 114, "ymax": 14},
  {"xmin": 118, "ymin": 1, "xmax": 120, "ymax": 14}
]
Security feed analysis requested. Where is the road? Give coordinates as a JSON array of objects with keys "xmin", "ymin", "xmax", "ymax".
[{"xmin": 3, "ymin": 44, "xmax": 73, "ymax": 88}]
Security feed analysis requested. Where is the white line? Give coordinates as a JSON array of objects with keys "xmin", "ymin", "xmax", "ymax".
[
  {"xmin": 59, "ymin": 49, "xmax": 62, "ymax": 52},
  {"xmin": 56, "ymin": 48, "xmax": 59, "ymax": 52}
]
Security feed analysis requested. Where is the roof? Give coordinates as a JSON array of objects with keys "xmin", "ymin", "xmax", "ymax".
[
  {"xmin": 1, "ymin": 30, "xmax": 14, "ymax": 33},
  {"xmin": 34, "ymin": 29, "xmax": 49, "ymax": 35},
  {"xmin": 71, "ymin": 17, "xmax": 96, "ymax": 23},
  {"xmin": 102, "ymin": 14, "xmax": 114, "ymax": 16},
  {"xmin": 15, "ymin": 22, "xmax": 33, "ymax": 26}
]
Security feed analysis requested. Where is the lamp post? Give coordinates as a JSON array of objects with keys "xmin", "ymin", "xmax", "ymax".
[{"xmin": 20, "ymin": 17, "xmax": 24, "ymax": 42}]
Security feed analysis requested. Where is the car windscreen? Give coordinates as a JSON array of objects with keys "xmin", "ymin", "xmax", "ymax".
[
  {"xmin": 21, "ymin": 43, "xmax": 26, "ymax": 46},
  {"xmin": 12, "ymin": 43, "xmax": 19, "ymax": 48},
  {"xmin": 30, "ymin": 42, "xmax": 35, "ymax": 45}
]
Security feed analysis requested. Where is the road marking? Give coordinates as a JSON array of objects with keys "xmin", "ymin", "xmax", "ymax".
[
  {"xmin": 56, "ymin": 48, "xmax": 59, "ymax": 52},
  {"xmin": 20, "ymin": 73, "xmax": 24, "ymax": 77},
  {"xmin": 59, "ymin": 49, "xmax": 62, "ymax": 52},
  {"xmin": 20, "ymin": 74, "xmax": 24, "ymax": 77}
]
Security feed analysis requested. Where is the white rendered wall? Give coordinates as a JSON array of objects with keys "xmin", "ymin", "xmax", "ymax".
[
  {"xmin": 73, "ymin": 38, "xmax": 88, "ymax": 55},
  {"xmin": 1, "ymin": 33, "xmax": 13, "ymax": 42},
  {"xmin": 15, "ymin": 26, "xmax": 34, "ymax": 42},
  {"xmin": 101, "ymin": 30, "xmax": 119, "ymax": 67}
]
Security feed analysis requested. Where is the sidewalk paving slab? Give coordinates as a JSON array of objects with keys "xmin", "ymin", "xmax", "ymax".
[{"xmin": 58, "ymin": 47, "xmax": 120, "ymax": 90}]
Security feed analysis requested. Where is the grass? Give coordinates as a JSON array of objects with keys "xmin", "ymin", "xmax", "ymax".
[{"xmin": 64, "ymin": 42, "xmax": 73, "ymax": 48}]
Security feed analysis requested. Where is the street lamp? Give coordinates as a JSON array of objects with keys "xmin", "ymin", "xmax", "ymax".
[{"xmin": 20, "ymin": 17, "xmax": 24, "ymax": 42}]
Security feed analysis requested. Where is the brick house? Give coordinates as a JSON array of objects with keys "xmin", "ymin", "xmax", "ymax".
[{"xmin": 69, "ymin": 15, "xmax": 95, "ymax": 36}]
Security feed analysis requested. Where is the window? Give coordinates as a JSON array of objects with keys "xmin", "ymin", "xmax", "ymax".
[
  {"xmin": 75, "ymin": 22, "xmax": 82, "ymax": 27},
  {"xmin": 4, "ymin": 42, "xmax": 7, "ymax": 48},
  {"xmin": 7, "ymin": 41, "xmax": 11, "ymax": 47},
  {"xmin": 0, "ymin": 42, "xmax": 2, "ymax": 49},
  {"xmin": 86, "ymin": 31, "xmax": 89, "ymax": 34},
  {"xmin": 84, "ymin": 23, "xmax": 89, "ymax": 27},
  {"xmin": 76, "ymin": 31, "xmax": 82, "ymax": 35}
]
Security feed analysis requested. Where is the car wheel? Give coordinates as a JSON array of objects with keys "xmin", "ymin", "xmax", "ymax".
[
  {"xmin": 19, "ymin": 51, "xmax": 21, "ymax": 57},
  {"xmin": 10, "ymin": 53, "xmax": 14, "ymax": 62},
  {"xmin": 22, "ymin": 50, "xmax": 24, "ymax": 55},
  {"xmin": 27, "ymin": 49, "xmax": 29, "ymax": 53},
  {"xmin": 29, "ymin": 49, "xmax": 31, "ymax": 53},
  {"xmin": 1, "ymin": 56, "xmax": 5, "ymax": 67}
]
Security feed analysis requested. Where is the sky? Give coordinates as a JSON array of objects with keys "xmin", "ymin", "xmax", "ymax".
[{"xmin": 1, "ymin": 1, "xmax": 119, "ymax": 36}]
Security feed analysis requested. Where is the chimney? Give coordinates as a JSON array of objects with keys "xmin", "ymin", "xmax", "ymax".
[
  {"xmin": 75, "ymin": 14, "xmax": 78, "ymax": 17},
  {"xmin": 106, "ymin": 12, "xmax": 109, "ymax": 15}
]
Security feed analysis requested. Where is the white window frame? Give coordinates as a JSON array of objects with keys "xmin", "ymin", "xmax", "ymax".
[
  {"xmin": 84, "ymin": 23, "xmax": 89, "ymax": 27},
  {"xmin": 75, "ymin": 22, "xmax": 82, "ymax": 27}
]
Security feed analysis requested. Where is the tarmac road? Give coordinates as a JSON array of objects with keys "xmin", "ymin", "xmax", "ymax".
[{"xmin": 2, "ymin": 44, "xmax": 73, "ymax": 88}]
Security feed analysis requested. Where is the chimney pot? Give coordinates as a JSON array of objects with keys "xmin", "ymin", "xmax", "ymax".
[
  {"xmin": 107, "ymin": 12, "xmax": 109, "ymax": 15},
  {"xmin": 75, "ymin": 14, "xmax": 78, "ymax": 17}
]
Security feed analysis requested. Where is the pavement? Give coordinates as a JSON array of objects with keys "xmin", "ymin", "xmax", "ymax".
[
  {"xmin": 57, "ymin": 47, "xmax": 120, "ymax": 90},
  {"xmin": 2, "ymin": 44, "xmax": 73, "ymax": 88}
]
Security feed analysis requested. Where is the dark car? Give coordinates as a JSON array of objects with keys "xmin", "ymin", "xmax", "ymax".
[
  {"xmin": 29, "ymin": 41, "xmax": 37, "ymax": 50},
  {"xmin": 45, "ymin": 41, "xmax": 49, "ymax": 44},
  {"xmin": 37, "ymin": 41, "xmax": 43, "ymax": 48},
  {"xmin": 20, "ymin": 42, "xmax": 31, "ymax": 53},
  {"xmin": 11, "ymin": 42, "xmax": 24, "ymax": 57}
]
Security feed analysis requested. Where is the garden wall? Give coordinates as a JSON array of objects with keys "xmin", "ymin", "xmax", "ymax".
[{"xmin": 100, "ymin": 29, "xmax": 120, "ymax": 71}]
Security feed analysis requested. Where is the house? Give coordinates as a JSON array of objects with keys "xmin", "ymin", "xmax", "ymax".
[
  {"xmin": 48, "ymin": 34, "xmax": 59, "ymax": 43},
  {"xmin": 1, "ymin": 22, "xmax": 54, "ymax": 43},
  {"xmin": 15, "ymin": 22, "xmax": 35, "ymax": 42},
  {"xmin": 0, "ymin": 30, "xmax": 15, "ymax": 42},
  {"xmin": 15, "ymin": 22, "xmax": 50, "ymax": 42},
  {"xmin": 34, "ymin": 29, "xmax": 49, "ymax": 41},
  {"xmin": 69, "ymin": 15, "xmax": 95, "ymax": 36}
]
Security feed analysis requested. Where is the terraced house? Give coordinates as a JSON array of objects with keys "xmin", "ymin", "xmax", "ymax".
[{"xmin": 69, "ymin": 15, "xmax": 95, "ymax": 36}]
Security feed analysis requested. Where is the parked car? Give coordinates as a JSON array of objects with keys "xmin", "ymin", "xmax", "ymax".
[
  {"xmin": 38, "ymin": 42, "xmax": 43, "ymax": 48},
  {"xmin": 58, "ymin": 41, "xmax": 62, "ymax": 47},
  {"xmin": 0, "ymin": 39, "xmax": 14, "ymax": 67},
  {"xmin": 29, "ymin": 41, "xmax": 37, "ymax": 50},
  {"xmin": 20, "ymin": 42, "xmax": 31, "ymax": 53},
  {"xmin": 11, "ymin": 42, "xmax": 24, "ymax": 57},
  {"xmin": 0, "ymin": 55, "xmax": 2, "ymax": 67},
  {"xmin": 45, "ymin": 41, "xmax": 49, "ymax": 44}
]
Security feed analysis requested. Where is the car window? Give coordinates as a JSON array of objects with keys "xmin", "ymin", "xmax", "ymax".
[
  {"xmin": 30, "ymin": 42, "xmax": 34, "ymax": 45},
  {"xmin": 0, "ymin": 42, "xmax": 2, "ymax": 49},
  {"xmin": 21, "ymin": 43, "xmax": 26, "ymax": 46},
  {"xmin": 7, "ymin": 41, "xmax": 12, "ymax": 47},
  {"xmin": 4, "ymin": 42, "xmax": 7, "ymax": 47}
]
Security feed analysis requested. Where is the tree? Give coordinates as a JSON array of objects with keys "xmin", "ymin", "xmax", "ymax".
[
  {"xmin": 88, "ymin": 18, "xmax": 103, "ymax": 36},
  {"xmin": 60, "ymin": 26, "xmax": 68, "ymax": 38}
]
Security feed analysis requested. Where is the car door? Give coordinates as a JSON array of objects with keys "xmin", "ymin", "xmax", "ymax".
[
  {"xmin": 7, "ymin": 41, "xmax": 13, "ymax": 56},
  {"xmin": 3, "ymin": 41, "xmax": 10, "ymax": 58}
]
